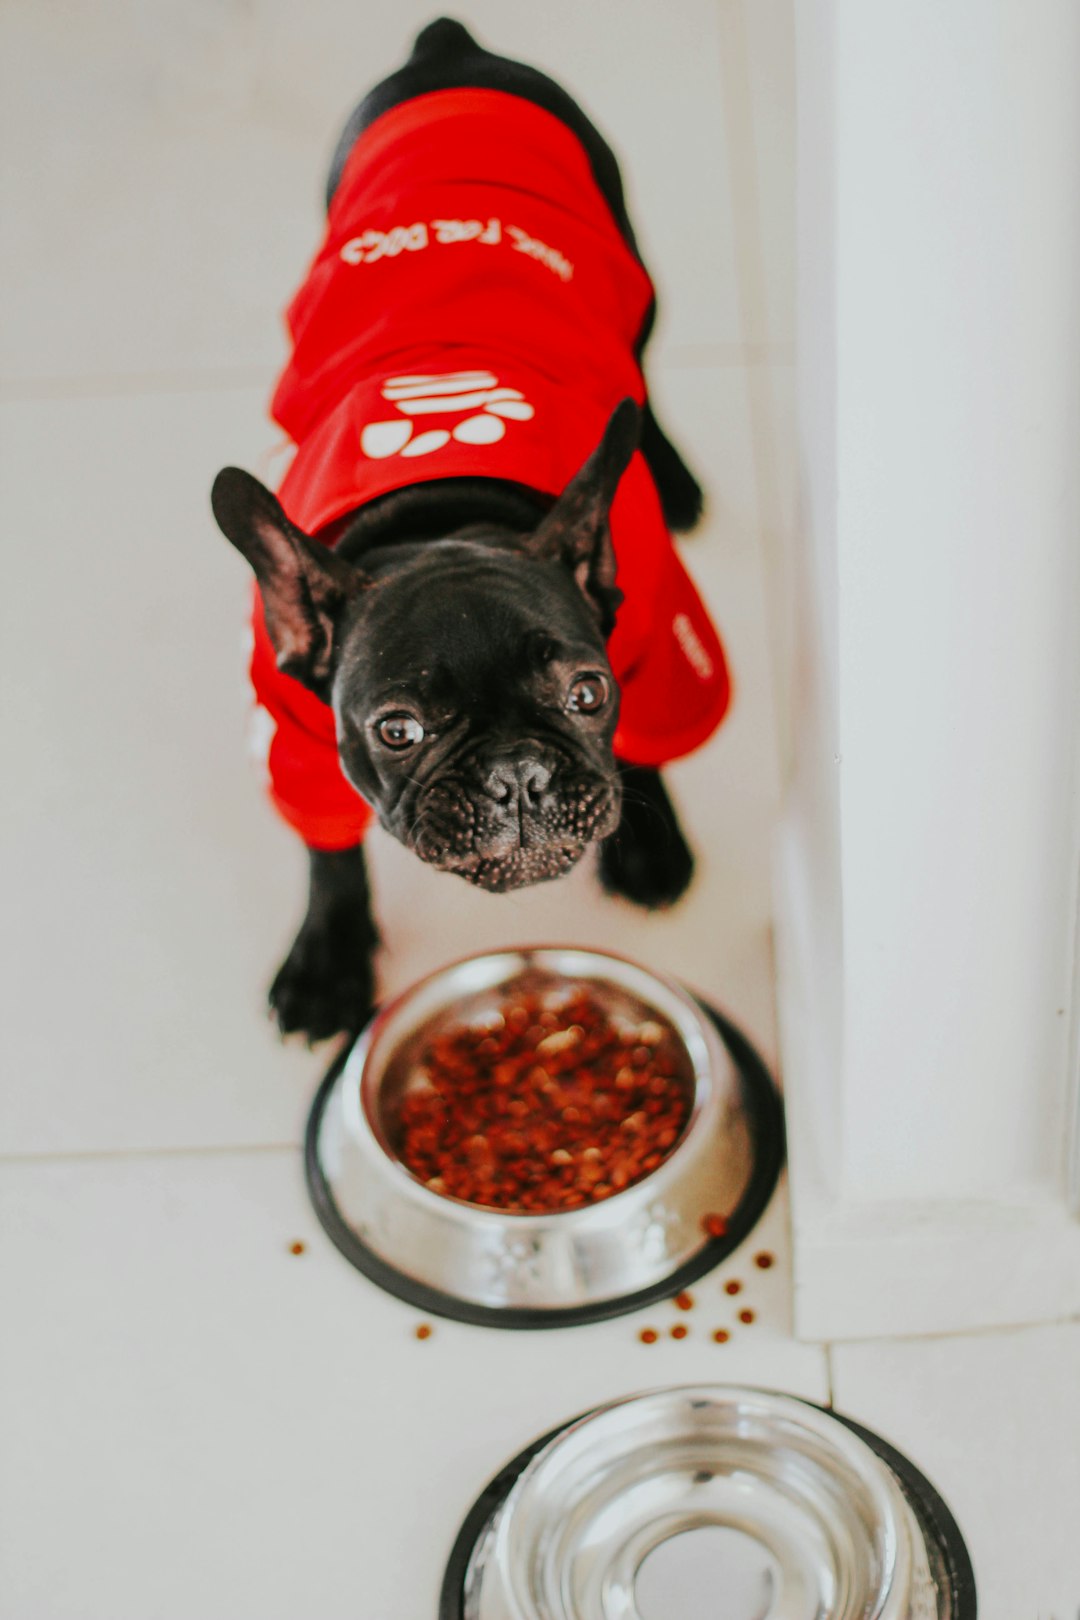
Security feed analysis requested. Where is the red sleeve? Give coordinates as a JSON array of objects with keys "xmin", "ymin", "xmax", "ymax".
[{"xmin": 607, "ymin": 461, "xmax": 733, "ymax": 768}]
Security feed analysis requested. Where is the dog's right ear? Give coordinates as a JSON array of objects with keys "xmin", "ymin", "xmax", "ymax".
[
  {"xmin": 525, "ymin": 399, "xmax": 640, "ymax": 637},
  {"xmin": 211, "ymin": 468, "xmax": 365, "ymax": 694}
]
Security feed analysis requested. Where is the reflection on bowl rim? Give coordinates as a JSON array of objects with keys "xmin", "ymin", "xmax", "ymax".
[
  {"xmin": 498, "ymin": 1384, "xmax": 909, "ymax": 1615},
  {"xmin": 344, "ymin": 945, "xmax": 721, "ymax": 1223}
]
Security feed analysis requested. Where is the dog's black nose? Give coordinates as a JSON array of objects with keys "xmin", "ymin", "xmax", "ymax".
[{"xmin": 483, "ymin": 758, "xmax": 553, "ymax": 807}]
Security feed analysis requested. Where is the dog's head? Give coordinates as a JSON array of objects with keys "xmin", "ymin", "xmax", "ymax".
[{"xmin": 212, "ymin": 401, "xmax": 639, "ymax": 891}]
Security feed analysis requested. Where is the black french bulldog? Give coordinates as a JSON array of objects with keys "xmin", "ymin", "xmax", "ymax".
[{"xmin": 211, "ymin": 20, "xmax": 708, "ymax": 1043}]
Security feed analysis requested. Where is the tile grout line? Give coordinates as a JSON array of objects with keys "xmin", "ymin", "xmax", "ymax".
[
  {"xmin": 0, "ymin": 366, "xmax": 275, "ymax": 402},
  {"xmin": 0, "ymin": 1140, "xmax": 302, "ymax": 1167},
  {"xmin": 826, "ymin": 1311, "xmax": 1080, "ymax": 1353}
]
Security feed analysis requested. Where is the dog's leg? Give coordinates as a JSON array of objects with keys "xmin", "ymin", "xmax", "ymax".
[
  {"xmin": 598, "ymin": 761, "xmax": 695, "ymax": 909},
  {"xmin": 269, "ymin": 846, "xmax": 378, "ymax": 1042}
]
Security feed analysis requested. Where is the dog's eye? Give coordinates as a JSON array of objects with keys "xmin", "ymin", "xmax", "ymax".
[
  {"xmin": 567, "ymin": 674, "xmax": 609, "ymax": 714},
  {"xmin": 376, "ymin": 713, "xmax": 425, "ymax": 749}
]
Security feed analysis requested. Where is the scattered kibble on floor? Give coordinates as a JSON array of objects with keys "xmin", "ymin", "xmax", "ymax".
[
  {"xmin": 754, "ymin": 1251, "xmax": 775, "ymax": 1269},
  {"xmin": 414, "ymin": 1323, "xmax": 433, "ymax": 1341},
  {"xmin": 724, "ymin": 1279, "xmax": 742, "ymax": 1296},
  {"xmin": 712, "ymin": 1329, "xmax": 730, "ymax": 1344},
  {"xmin": 639, "ymin": 1327, "xmax": 659, "ymax": 1344},
  {"xmin": 288, "ymin": 1241, "xmax": 305, "ymax": 1256},
  {"xmin": 738, "ymin": 1308, "xmax": 756, "ymax": 1325},
  {"xmin": 673, "ymin": 1290, "xmax": 694, "ymax": 1311},
  {"xmin": 670, "ymin": 1323, "xmax": 689, "ymax": 1340}
]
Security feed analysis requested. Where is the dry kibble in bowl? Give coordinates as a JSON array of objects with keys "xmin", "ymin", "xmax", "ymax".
[{"xmin": 396, "ymin": 989, "xmax": 693, "ymax": 1211}]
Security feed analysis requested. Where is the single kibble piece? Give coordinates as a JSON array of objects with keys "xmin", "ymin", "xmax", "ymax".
[
  {"xmin": 397, "ymin": 990, "xmax": 693, "ymax": 1211},
  {"xmin": 712, "ymin": 1329, "xmax": 730, "ymax": 1344},
  {"xmin": 670, "ymin": 1323, "xmax": 689, "ymax": 1340},
  {"xmin": 738, "ymin": 1308, "xmax": 756, "ymax": 1325},
  {"xmin": 639, "ymin": 1327, "xmax": 659, "ymax": 1344},
  {"xmin": 289, "ymin": 1241, "xmax": 305, "ymax": 1256},
  {"xmin": 674, "ymin": 1291, "xmax": 694, "ymax": 1312},
  {"xmin": 415, "ymin": 1323, "xmax": 433, "ymax": 1341},
  {"xmin": 724, "ymin": 1279, "xmax": 742, "ymax": 1296},
  {"xmin": 754, "ymin": 1251, "xmax": 775, "ymax": 1270},
  {"xmin": 702, "ymin": 1213, "xmax": 729, "ymax": 1239}
]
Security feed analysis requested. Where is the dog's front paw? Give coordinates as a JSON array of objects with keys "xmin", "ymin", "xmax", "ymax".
[
  {"xmin": 598, "ymin": 765, "xmax": 695, "ymax": 910},
  {"xmin": 599, "ymin": 822, "xmax": 695, "ymax": 909},
  {"xmin": 269, "ymin": 911, "xmax": 376, "ymax": 1044}
]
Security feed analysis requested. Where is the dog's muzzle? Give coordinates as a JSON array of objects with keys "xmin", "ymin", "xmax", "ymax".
[{"xmin": 410, "ymin": 755, "xmax": 620, "ymax": 892}]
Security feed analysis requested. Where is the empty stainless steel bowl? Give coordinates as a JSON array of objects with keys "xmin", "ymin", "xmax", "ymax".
[
  {"xmin": 445, "ymin": 1386, "xmax": 976, "ymax": 1619},
  {"xmin": 305, "ymin": 947, "xmax": 782, "ymax": 1325}
]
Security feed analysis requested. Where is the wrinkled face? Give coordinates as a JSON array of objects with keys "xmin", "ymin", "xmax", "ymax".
[
  {"xmin": 211, "ymin": 398, "xmax": 641, "ymax": 894},
  {"xmin": 332, "ymin": 542, "xmax": 621, "ymax": 890}
]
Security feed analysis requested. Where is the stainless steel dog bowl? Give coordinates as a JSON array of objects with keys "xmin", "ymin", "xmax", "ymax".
[
  {"xmin": 304, "ymin": 947, "xmax": 783, "ymax": 1326},
  {"xmin": 442, "ymin": 1386, "xmax": 977, "ymax": 1619}
]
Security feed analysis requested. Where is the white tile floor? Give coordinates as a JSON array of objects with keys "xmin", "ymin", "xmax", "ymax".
[{"xmin": 2, "ymin": 4, "xmax": 1077, "ymax": 1616}]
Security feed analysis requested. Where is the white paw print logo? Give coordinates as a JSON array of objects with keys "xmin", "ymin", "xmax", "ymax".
[
  {"xmin": 359, "ymin": 370, "xmax": 535, "ymax": 460},
  {"xmin": 627, "ymin": 1200, "xmax": 683, "ymax": 1263},
  {"xmin": 483, "ymin": 1232, "xmax": 545, "ymax": 1300}
]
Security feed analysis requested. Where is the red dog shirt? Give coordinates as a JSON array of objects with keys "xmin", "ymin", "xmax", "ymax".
[{"xmin": 251, "ymin": 88, "xmax": 731, "ymax": 849}]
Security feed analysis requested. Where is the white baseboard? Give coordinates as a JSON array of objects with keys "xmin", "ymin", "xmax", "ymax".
[
  {"xmin": 791, "ymin": 1192, "xmax": 1080, "ymax": 1342},
  {"xmin": 774, "ymin": 818, "xmax": 1080, "ymax": 1341}
]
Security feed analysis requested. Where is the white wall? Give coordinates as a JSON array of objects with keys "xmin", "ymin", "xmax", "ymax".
[{"xmin": 780, "ymin": 0, "xmax": 1080, "ymax": 1336}]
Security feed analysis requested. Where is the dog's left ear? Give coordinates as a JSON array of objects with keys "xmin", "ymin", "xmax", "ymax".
[
  {"xmin": 526, "ymin": 398, "xmax": 640, "ymax": 636},
  {"xmin": 211, "ymin": 467, "xmax": 365, "ymax": 695}
]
